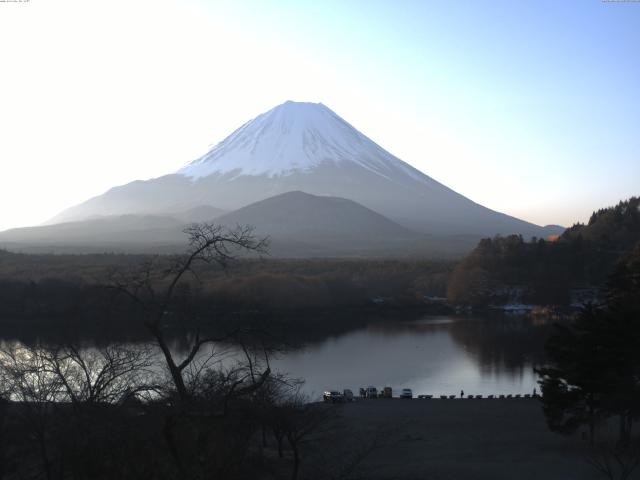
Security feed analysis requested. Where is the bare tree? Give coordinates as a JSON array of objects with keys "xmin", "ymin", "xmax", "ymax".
[
  {"xmin": 0, "ymin": 342, "xmax": 157, "ymax": 480},
  {"xmin": 103, "ymin": 223, "xmax": 280, "ymax": 478},
  {"xmin": 269, "ymin": 391, "xmax": 334, "ymax": 480},
  {"xmin": 109, "ymin": 223, "xmax": 270, "ymax": 404},
  {"xmin": 40, "ymin": 343, "xmax": 155, "ymax": 406},
  {"xmin": 587, "ymin": 441, "xmax": 640, "ymax": 480},
  {"xmin": 0, "ymin": 343, "xmax": 155, "ymax": 405},
  {"xmin": 0, "ymin": 344, "xmax": 70, "ymax": 480}
]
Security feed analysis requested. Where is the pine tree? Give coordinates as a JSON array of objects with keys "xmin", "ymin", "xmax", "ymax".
[{"xmin": 537, "ymin": 244, "xmax": 640, "ymax": 445}]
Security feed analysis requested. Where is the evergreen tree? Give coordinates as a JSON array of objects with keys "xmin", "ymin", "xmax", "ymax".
[
  {"xmin": 536, "ymin": 244, "xmax": 640, "ymax": 445},
  {"xmin": 536, "ymin": 305, "xmax": 611, "ymax": 444}
]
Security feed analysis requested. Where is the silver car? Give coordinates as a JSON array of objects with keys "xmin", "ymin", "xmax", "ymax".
[{"xmin": 400, "ymin": 388, "xmax": 413, "ymax": 399}]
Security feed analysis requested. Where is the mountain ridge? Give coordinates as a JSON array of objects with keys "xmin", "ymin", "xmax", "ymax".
[
  {"xmin": 214, "ymin": 190, "xmax": 415, "ymax": 239},
  {"xmin": 45, "ymin": 100, "xmax": 563, "ymax": 239},
  {"xmin": 2, "ymin": 192, "xmax": 455, "ymax": 257}
]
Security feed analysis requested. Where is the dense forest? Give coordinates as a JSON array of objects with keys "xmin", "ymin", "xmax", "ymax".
[
  {"xmin": 447, "ymin": 197, "xmax": 640, "ymax": 306},
  {"xmin": 0, "ymin": 251, "xmax": 453, "ymax": 340}
]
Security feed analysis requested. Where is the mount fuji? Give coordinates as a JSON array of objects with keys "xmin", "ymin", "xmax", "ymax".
[
  {"xmin": 3, "ymin": 101, "xmax": 562, "ymax": 255},
  {"xmin": 177, "ymin": 100, "xmax": 425, "ymax": 182},
  {"xmin": 48, "ymin": 101, "xmax": 557, "ymax": 237}
]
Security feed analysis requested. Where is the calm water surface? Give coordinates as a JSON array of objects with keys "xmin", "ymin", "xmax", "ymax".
[
  {"xmin": 2, "ymin": 314, "xmax": 552, "ymax": 401},
  {"xmin": 267, "ymin": 314, "xmax": 550, "ymax": 400}
]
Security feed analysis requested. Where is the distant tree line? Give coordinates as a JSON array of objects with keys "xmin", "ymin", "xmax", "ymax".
[
  {"xmin": 0, "ymin": 251, "xmax": 453, "ymax": 340},
  {"xmin": 447, "ymin": 197, "xmax": 640, "ymax": 306}
]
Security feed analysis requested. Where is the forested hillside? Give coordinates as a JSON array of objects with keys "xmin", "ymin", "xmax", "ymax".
[
  {"xmin": 0, "ymin": 252, "xmax": 453, "ymax": 338},
  {"xmin": 447, "ymin": 197, "xmax": 640, "ymax": 306}
]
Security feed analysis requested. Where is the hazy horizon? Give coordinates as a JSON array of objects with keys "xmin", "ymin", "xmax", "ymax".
[{"xmin": 1, "ymin": 0, "xmax": 638, "ymax": 232}]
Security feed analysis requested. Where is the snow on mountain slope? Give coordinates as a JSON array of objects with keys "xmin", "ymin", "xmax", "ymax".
[
  {"xmin": 177, "ymin": 101, "xmax": 425, "ymax": 182},
  {"xmin": 44, "ymin": 101, "xmax": 562, "ymax": 239}
]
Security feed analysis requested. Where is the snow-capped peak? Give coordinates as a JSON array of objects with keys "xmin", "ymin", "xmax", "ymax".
[{"xmin": 176, "ymin": 101, "xmax": 423, "ymax": 180}]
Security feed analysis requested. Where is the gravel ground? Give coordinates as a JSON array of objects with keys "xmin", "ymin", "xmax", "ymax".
[{"xmin": 313, "ymin": 398, "xmax": 607, "ymax": 480}]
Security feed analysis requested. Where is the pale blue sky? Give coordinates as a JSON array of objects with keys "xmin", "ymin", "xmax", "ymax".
[{"xmin": 0, "ymin": 0, "xmax": 638, "ymax": 230}]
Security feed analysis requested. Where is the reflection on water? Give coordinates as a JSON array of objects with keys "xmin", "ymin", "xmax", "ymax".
[
  {"xmin": 0, "ymin": 314, "xmax": 553, "ymax": 401},
  {"xmin": 268, "ymin": 315, "xmax": 552, "ymax": 400}
]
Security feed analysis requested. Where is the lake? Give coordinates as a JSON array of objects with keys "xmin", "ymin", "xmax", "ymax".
[
  {"xmin": 0, "ymin": 313, "xmax": 554, "ymax": 402},
  {"xmin": 264, "ymin": 314, "xmax": 551, "ymax": 400}
]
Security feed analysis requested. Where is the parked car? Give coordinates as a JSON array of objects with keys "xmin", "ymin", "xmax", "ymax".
[
  {"xmin": 323, "ymin": 391, "xmax": 344, "ymax": 403},
  {"xmin": 382, "ymin": 386, "xmax": 393, "ymax": 398},
  {"xmin": 366, "ymin": 386, "xmax": 378, "ymax": 398},
  {"xmin": 400, "ymin": 388, "xmax": 413, "ymax": 399},
  {"xmin": 343, "ymin": 389, "xmax": 354, "ymax": 402}
]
